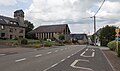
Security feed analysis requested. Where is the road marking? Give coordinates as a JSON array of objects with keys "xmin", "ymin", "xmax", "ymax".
[
  {"xmin": 85, "ymin": 48, "xmax": 88, "ymax": 51},
  {"xmin": 72, "ymin": 53, "xmax": 74, "ymax": 56},
  {"xmin": 43, "ymin": 63, "xmax": 59, "ymax": 71},
  {"xmin": 61, "ymin": 59, "xmax": 65, "ymax": 62},
  {"xmin": 92, "ymin": 52, "xmax": 95, "ymax": 57},
  {"xmin": 43, "ymin": 48, "xmax": 85, "ymax": 71},
  {"xmin": 80, "ymin": 51, "xmax": 86, "ymax": 56},
  {"xmin": 101, "ymin": 49, "xmax": 116, "ymax": 71},
  {"xmin": 35, "ymin": 54, "xmax": 42, "ymax": 57},
  {"xmin": 70, "ymin": 59, "xmax": 93, "ymax": 71},
  {"xmin": 47, "ymin": 52, "xmax": 52, "ymax": 54},
  {"xmin": 67, "ymin": 56, "xmax": 71, "ymax": 58},
  {"xmin": 15, "ymin": 58, "xmax": 26, "ymax": 62},
  {"xmin": 92, "ymin": 49, "xmax": 95, "ymax": 51},
  {"xmin": 80, "ymin": 48, "xmax": 95, "ymax": 57},
  {"xmin": 51, "ymin": 63, "xmax": 58, "ymax": 67},
  {"xmin": 0, "ymin": 54, "xmax": 6, "ymax": 56},
  {"xmin": 55, "ymin": 50, "xmax": 58, "ymax": 52}
]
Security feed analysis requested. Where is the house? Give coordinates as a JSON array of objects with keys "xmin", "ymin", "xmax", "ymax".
[
  {"xmin": 92, "ymin": 28, "xmax": 102, "ymax": 46},
  {"xmin": 70, "ymin": 34, "xmax": 88, "ymax": 44},
  {"xmin": 29, "ymin": 24, "xmax": 70, "ymax": 40},
  {"xmin": 0, "ymin": 10, "xmax": 25, "ymax": 39}
]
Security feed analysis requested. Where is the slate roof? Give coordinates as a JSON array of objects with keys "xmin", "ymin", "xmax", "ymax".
[
  {"xmin": 0, "ymin": 15, "xmax": 21, "ymax": 27},
  {"xmin": 14, "ymin": 9, "xmax": 24, "ymax": 14},
  {"xmin": 29, "ymin": 24, "xmax": 70, "ymax": 33}
]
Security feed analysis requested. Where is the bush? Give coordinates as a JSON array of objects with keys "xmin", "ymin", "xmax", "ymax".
[
  {"xmin": 44, "ymin": 43, "xmax": 52, "ymax": 47},
  {"xmin": 107, "ymin": 41, "xmax": 116, "ymax": 51},
  {"xmin": 107, "ymin": 41, "xmax": 120, "ymax": 57},
  {"xmin": 19, "ymin": 38, "xmax": 28, "ymax": 45},
  {"xmin": 63, "ymin": 40, "xmax": 71, "ymax": 44}
]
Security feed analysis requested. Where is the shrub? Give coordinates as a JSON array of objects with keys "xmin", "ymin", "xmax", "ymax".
[
  {"xmin": 44, "ymin": 43, "xmax": 52, "ymax": 47},
  {"xmin": 19, "ymin": 38, "xmax": 28, "ymax": 45},
  {"xmin": 107, "ymin": 41, "xmax": 116, "ymax": 51},
  {"xmin": 63, "ymin": 40, "xmax": 71, "ymax": 44},
  {"xmin": 107, "ymin": 41, "xmax": 120, "ymax": 57}
]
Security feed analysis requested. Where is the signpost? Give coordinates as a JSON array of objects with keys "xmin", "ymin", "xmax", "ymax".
[{"xmin": 115, "ymin": 28, "xmax": 120, "ymax": 57}]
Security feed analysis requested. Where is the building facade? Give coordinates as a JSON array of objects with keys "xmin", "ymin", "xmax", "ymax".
[
  {"xmin": 70, "ymin": 34, "xmax": 88, "ymax": 44},
  {"xmin": 0, "ymin": 10, "xmax": 25, "ymax": 39},
  {"xmin": 29, "ymin": 24, "xmax": 70, "ymax": 40}
]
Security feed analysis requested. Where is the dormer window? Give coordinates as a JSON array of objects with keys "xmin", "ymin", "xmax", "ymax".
[
  {"xmin": 1, "ymin": 25, "xmax": 5, "ymax": 30},
  {"xmin": 14, "ymin": 22, "xmax": 16, "ymax": 25}
]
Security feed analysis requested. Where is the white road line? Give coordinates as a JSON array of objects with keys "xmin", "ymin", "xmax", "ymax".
[
  {"xmin": 80, "ymin": 51, "xmax": 86, "ymax": 56},
  {"xmin": 0, "ymin": 54, "xmax": 6, "ymax": 56},
  {"xmin": 92, "ymin": 49, "xmax": 95, "ymax": 51},
  {"xmin": 85, "ymin": 48, "xmax": 88, "ymax": 51},
  {"xmin": 61, "ymin": 59, "xmax": 65, "ymax": 62},
  {"xmin": 67, "ymin": 56, "xmax": 71, "ymax": 58},
  {"xmin": 51, "ymin": 63, "xmax": 58, "ymax": 67},
  {"xmin": 101, "ymin": 49, "xmax": 116, "ymax": 71},
  {"xmin": 55, "ymin": 50, "xmax": 58, "ymax": 52},
  {"xmin": 35, "ymin": 54, "xmax": 42, "ymax": 57},
  {"xmin": 43, "ymin": 63, "xmax": 59, "ymax": 71},
  {"xmin": 47, "ymin": 52, "xmax": 52, "ymax": 54},
  {"xmin": 43, "ymin": 48, "xmax": 85, "ymax": 71},
  {"xmin": 72, "ymin": 54, "xmax": 74, "ymax": 56},
  {"xmin": 70, "ymin": 59, "xmax": 93, "ymax": 71},
  {"xmin": 15, "ymin": 58, "xmax": 26, "ymax": 62},
  {"xmin": 92, "ymin": 52, "xmax": 95, "ymax": 57}
]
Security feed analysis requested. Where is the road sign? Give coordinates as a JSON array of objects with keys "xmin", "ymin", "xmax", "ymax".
[
  {"xmin": 115, "ymin": 28, "xmax": 120, "ymax": 36},
  {"xmin": 115, "ymin": 28, "xmax": 119, "ymax": 33}
]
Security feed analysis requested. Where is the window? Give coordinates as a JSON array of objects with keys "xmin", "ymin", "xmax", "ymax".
[
  {"xmin": 10, "ymin": 35, "xmax": 13, "ymax": 39},
  {"xmin": 19, "ymin": 36, "xmax": 23, "ymax": 38},
  {"xmin": 1, "ymin": 25, "xmax": 5, "ymax": 30},
  {"xmin": 19, "ymin": 29, "xmax": 23, "ymax": 33},
  {"xmin": 9, "ymin": 28, "xmax": 13, "ymax": 32},
  {"xmin": 1, "ymin": 33, "xmax": 5, "ymax": 37}
]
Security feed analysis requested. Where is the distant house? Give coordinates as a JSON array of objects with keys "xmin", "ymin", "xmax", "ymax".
[
  {"xmin": 70, "ymin": 34, "xmax": 88, "ymax": 44},
  {"xmin": 94, "ymin": 29, "xmax": 102, "ymax": 46},
  {"xmin": 29, "ymin": 24, "xmax": 70, "ymax": 40},
  {"xmin": 0, "ymin": 10, "xmax": 26, "ymax": 39}
]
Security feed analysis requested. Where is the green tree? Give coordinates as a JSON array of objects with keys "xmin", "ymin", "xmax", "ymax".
[
  {"xmin": 24, "ymin": 20, "xmax": 34, "ymax": 39},
  {"xmin": 99, "ymin": 25, "xmax": 116, "ymax": 46},
  {"xmin": 59, "ymin": 34, "xmax": 65, "ymax": 40}
]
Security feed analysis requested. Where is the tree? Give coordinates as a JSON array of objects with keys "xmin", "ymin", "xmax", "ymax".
[
  {"xmin": 99, "ymin": 25, "xmax": 116, "ymax": 46},
  {"xmin": 24, "ymin": 20, "xmax": 34, "ymax": 39},
  {"xmin": 59, "ymin": 34, "xmax": 65, "ymax": 40}
]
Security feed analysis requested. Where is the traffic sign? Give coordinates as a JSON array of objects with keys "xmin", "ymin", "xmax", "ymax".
[
  {"xmin": 115, "ymin": 28, "xmax": 120, "ymax": 36},
  {"xmin": 115, "ymin": 28, "xmax": 119, "ymax": 33}
]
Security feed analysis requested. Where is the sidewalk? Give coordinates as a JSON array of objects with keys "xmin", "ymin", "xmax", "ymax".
[{"xmin": 102, "ymin": 48, "xmax": 120, "ymax": 71}]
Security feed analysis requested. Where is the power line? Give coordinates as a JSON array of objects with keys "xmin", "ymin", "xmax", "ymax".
[{"xmin": 94, "ymin": 0, "xmax": 106, "ymax": 16}]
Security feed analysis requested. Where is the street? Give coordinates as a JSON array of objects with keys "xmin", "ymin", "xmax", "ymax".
[{"xmin": 0, "ymin": 45, "xmax": 114, "ymax": 71}]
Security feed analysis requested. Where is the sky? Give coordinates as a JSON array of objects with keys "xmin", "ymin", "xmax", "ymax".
[{"xmin": 0, "ymin": 0, "xmax": 120, "ymax": 35}]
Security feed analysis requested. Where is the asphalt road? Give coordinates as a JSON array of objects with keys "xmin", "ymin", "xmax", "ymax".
[{"xmin": 0, "ymin": 45, "xmax": 114, "ymax": 71}]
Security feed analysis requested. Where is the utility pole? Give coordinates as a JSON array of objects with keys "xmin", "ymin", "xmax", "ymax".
[{"xmin": 94, "ymin": 16, "xmax": 96, "ymax": 46}]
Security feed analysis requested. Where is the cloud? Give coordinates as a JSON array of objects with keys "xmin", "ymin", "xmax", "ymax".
[
  {"xmin": 25, "ymin": 0, "xmax": 120, "ymax": 34},
  {"xmin": 0, "ymin": 0, "xmax": 17, "ymax": 6},
  {"xmin": 0, "ymin": 0, "xmax": 30, "ymax": 6}
]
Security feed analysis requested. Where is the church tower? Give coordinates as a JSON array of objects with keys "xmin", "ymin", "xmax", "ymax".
[{"xmin": 14, "ymin": 9, "xmax": 25, "ymax": 27}]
